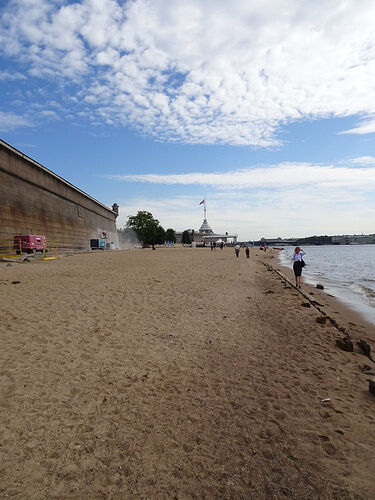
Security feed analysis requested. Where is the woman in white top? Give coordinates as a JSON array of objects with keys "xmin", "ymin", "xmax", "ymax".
[{"xmin": 291, "ymin": 247, "xmax": 305, "ymax": 288}]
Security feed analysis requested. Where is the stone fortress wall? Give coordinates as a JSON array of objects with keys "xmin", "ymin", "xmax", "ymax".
[{"xmin": 0, "ymin": 139, "xmax": 119, "ymax": 250}]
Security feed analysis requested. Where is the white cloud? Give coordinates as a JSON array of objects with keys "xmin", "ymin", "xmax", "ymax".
[
  {"xmin": 1, "ymin": 0, "xmax": 375, "ymax": 144},
  {"xmin": 340, "ymin": 117, "xmax": 375, "ymax": 135},
  {"xmin": 39, "ymin": 109, "xmax": 60, "ymax": 119},
  {"xmin": 0, "ymin": 110, "xmax": 32, "ymax": 130},
  {"xmin": 347, "ymin": 156, "xmax": 375, "ymax": 166},
  {"xmin": 0, "ymin": 70, "xmax": 26, "ymax": 80},
  {"xmin": 112, "ymin": 160, "xmax": 375, "ymax": 239},
  {"xmin": 116, "ymin": 185, "xmax": 375, "ymax": 240},
  {"xmin": 109, "ymin": 162, "xmax": 375, "ymax": 190}
]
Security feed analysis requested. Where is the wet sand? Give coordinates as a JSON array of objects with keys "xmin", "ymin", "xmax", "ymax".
[{"xmin": 1, "ymin": 247, "xmax": 374, "ymax": 499}]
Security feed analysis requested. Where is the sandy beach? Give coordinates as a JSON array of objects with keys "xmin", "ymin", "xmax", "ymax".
[{"xmin": 1, "ymin": 247, "xmax": 374, "ymax": 499}]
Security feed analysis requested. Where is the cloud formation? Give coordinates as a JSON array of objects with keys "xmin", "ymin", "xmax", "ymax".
[
  {"xmin": 0, "ymin": 70, "xmax": 25, "ymax": 81},
  {"xmin": 0, "ymin": 110, "xmax": 31, "ymax": 130},
  {"xmin": 112, "ymin": 159, "xmax": 375, "ymax": 239},
  {"xmin": 340, "ymin": 117, "xmax": 375, "ymax": 135},
  {"xmin": 109, "ymin": 161, "xmax": 375, "ymax": 190},
  {"xmin": 116, "ymin": 185, "xmax": 375, "ymax": 241},
  {"xmin": 347, "ymin": 156, "xmax": 375, "ymax": 166},
  {"xmin": 1, "ymin": 0, "xmax": 375, "ymax": 144}
]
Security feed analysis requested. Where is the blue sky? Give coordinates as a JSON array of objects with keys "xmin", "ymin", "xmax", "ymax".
[{"xmin": 1, "ymin": 0, "xmax": 375, "ymax": 240}]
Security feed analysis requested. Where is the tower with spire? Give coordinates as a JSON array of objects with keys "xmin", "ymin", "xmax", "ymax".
[{"xmin": 198, "ymin": 199, "xmax": 214, "ymax": 235}]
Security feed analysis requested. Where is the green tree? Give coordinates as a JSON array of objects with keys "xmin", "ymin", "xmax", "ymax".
[
  {"xmin": 155, "ymin": 225, "xmax": 166, "ymax": 245},
  {"xmin": 181, "ymin": 230, "xmax": 191, "ymax": 244},
  {"xmin": 126, "ymin": 211, "xmax": 159, "ymax": 245},
  {"xmin": 165, "ymin": 228, "xmax": 176, "ymax": 243}
]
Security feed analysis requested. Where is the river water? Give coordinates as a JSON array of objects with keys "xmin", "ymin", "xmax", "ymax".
[{"xmin": 278, "ymin": 244, "xmax": 375, "ymax": 324}]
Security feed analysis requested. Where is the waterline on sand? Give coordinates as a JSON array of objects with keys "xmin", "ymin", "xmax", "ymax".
[{"xmin": 278, "ymin": 245, "xmax": 375, "ymax": 325}]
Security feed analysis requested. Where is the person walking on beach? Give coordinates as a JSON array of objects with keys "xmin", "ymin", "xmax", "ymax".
[
  {"xmin": 291, "ymin": 247, "xmax": 305, "ymax": 288},
  {"xmin": 245, "ymin": 246, "xmax": 250, "ymax": 259},
  {"xmin": 235, "ymin": 244, "xmax": 240, "ymax": 258}
]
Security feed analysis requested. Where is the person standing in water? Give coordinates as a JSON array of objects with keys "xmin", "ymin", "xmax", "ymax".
[{"xmin": 291, "ymin": 247, "xmax": 305, "ymax": 288}]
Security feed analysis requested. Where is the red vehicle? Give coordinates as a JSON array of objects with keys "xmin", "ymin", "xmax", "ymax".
[{"xmin": 14, "ymin": 234, "xmax": 46, "ymax": 254}]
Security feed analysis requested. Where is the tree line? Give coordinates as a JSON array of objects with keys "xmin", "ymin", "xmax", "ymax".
[{"xmin": 125, "ymin": 210, "xmax": 192, "ymax": 246}]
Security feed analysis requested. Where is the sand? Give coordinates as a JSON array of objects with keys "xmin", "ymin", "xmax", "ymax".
[{"xmin": 0, "ymin": 247, "xmax": 374, "ymax": 499}]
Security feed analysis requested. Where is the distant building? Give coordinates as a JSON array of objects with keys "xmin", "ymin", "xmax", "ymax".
[
  {"xmin": 175, "ymin": 200, "xmax": 237, "ymax": 244},
  {"xmin": 332, "ymin": 234, "xmax": 375, "ymax": 245}
]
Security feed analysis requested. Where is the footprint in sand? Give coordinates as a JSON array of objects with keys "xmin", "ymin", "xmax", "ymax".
[{"xmin": 319, "ymin": 435, "xmax": 337, "ymax": 455}]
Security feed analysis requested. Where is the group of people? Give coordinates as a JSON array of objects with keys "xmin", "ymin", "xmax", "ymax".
[
  {"xmin": 210, "ymin": 241, "xmax": 224, "ymax": 251},
  {"xmin": 234, "ymin": 244, "xmax": 250, "ymax": 258}
]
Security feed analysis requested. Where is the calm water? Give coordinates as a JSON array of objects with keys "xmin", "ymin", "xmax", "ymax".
[{"xmin": 278, "ymin": 245, "xmax": 375, "ymax": 324}]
